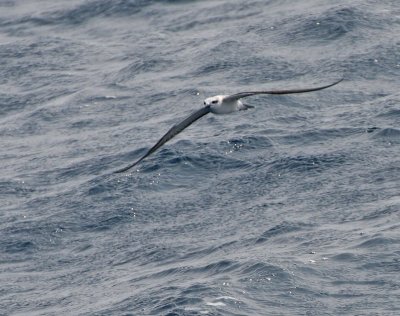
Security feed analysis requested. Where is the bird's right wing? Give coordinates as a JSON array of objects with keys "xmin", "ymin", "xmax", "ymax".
[
  {"xmin": 114, "ymin": 105, "xmax": 211, "ymax": 173},
  {"xmin": 224, "ymin": 78, "xmax": 343, "ymax": 102}
]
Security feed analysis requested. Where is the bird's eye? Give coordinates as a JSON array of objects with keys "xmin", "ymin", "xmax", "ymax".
[
  {"xmin": 211, "ymin": 100, "xmax": 218, "ymax": 104},
  {"xmin": 204, "ymin": 101, "xmax": 206, "ymax": 105}
]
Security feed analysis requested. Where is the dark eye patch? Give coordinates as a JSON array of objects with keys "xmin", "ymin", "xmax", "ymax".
[{"xmin": 211, "ymin": 100, "xmax": 218, "ymax": 104}]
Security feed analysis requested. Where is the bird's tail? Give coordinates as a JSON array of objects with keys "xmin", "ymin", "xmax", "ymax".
[{"xmin": 241, "ymin": 103, "xmax": 255, "ymax": 110}]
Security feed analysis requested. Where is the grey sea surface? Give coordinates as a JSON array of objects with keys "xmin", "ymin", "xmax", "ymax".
[{"xmin": 1, "ymin": 0, "xmax": 400, "ymax": 315}]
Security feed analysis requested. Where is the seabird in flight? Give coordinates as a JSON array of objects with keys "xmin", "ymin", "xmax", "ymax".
[{"xmin": 114, "ymin": 78, "xmax": 342, "ymax": 173}]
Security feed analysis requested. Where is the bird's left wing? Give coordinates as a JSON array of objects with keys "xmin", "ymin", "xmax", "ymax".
[
  {"xmin": 114, "ymin": 105, "xmax": 211, "ymax": 173},
  {"xmin": 224, "ymin": 78, "xmax": 343, "ymax": 102}
]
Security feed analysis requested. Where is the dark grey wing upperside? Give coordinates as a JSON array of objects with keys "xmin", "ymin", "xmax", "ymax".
[
  {"xmin": 224, "ymin": 78, "xmax": 343, "ymax": 102},
  {"xmin": 114, "ymin": 105, "xmax": 211, "ymax": 173}
]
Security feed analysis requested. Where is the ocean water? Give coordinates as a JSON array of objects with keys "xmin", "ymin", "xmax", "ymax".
[{"xmin": 1, "ymin": 0, "xmax": 400, "ymax": 315}]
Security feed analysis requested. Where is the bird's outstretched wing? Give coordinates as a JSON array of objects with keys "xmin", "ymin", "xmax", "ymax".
[
  {"xmin": 114, "ymin": 105, "xmax": 211, "ymax": 173},
  {"xmin": 224, "ymin": 78, "xmax": 343, "ymax": 102}
]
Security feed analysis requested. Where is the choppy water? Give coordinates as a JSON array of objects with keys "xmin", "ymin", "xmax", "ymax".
[{"xmin": 1, "ymin": 1, "xmax": 400, "ymax": 315}]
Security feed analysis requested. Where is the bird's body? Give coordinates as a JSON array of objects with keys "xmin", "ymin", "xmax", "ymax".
[
  {"xmin": 206, "ymin": 95, "xmax": 248, "ymax": 114},
  {"xmin": 114, "ymin": 78, "xmax": 343, "ymax": 173}
]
